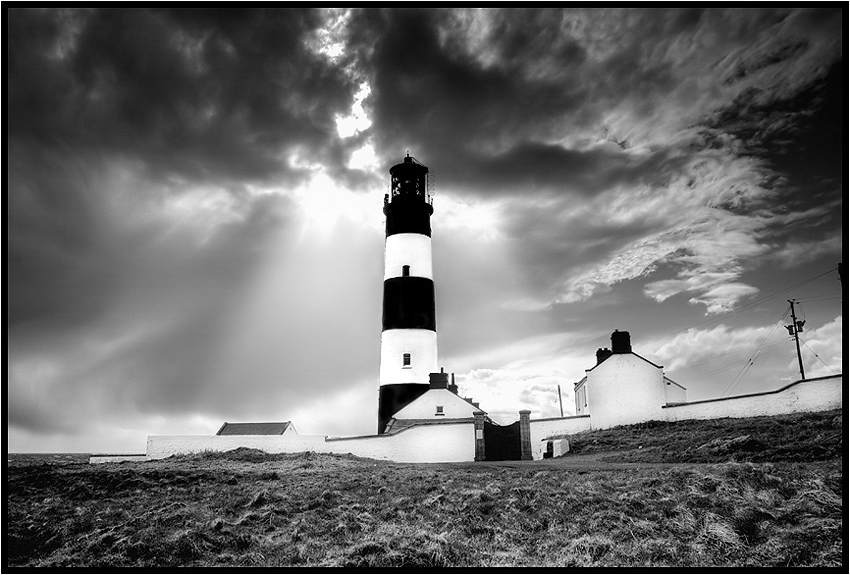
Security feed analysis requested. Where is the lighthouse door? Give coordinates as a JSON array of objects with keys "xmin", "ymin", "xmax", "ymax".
[{"xmin": 483, "ymin": 420, "xmax": 522, "ymax": 461}]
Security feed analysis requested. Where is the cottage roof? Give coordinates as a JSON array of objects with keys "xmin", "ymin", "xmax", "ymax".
[
  {"xmin": 586, "ymin": 350, "xmax": 663, "ymax": 372},
  {"xmin": 664, "ymin": 375, "xmax": 687, "ymax": 390},
  {"xmin": 216, "ymin": 422, "xmax": 291, "ymax": 436},
  {"xmin": 384, "ymin": 417, "xmax": 477, "ymax": 434}
]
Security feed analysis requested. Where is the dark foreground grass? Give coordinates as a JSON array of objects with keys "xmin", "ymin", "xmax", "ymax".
[{"xmin": 5, "ymin": 411, "xmax": 844, "ymax": 569}]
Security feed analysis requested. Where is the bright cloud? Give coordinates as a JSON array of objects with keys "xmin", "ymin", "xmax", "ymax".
[{"xmin": 653, "ymin": 323, "xmax": 780, "ymax": 373}]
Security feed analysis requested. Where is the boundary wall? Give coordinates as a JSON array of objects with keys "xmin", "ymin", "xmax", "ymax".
[
  {"xmin": 146, "ymin": 420, "xmax": 475, "ymax": 463},
  {"xmin": 528, "ymin": 415, "xmax": 591, "ymax": 460},
  {"xmin": 663, "ymin": 375, "xmax": 842, "ymax": 422}
]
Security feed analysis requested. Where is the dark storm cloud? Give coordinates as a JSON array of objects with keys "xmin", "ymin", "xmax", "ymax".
[
  {"xmin": 8, "ymin": 8, "xmax": 357, "ymax": 186},
  {"xmin": 9, "ymin": 146, "xmax": 122, "ymax": 331},
  {"xmin": 344, "ymin": 8, "xmax": 681, "ymax": 193},
  {"xmin": 348, "ymin": 7, "xmax": 841, "ymax": 200},
  {"xmin": 459, "ymin": 141, "xmax": 693, "ymax": 197},
  {"xmin": 346, "ymin": 8, "xmax": 587, "ymax": 192},
  {"xmin": 700, "ymin": 59, "xmax": 844, "ymax": 246}
]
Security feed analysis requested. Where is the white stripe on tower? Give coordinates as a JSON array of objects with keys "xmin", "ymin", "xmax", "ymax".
[
  {"xmin": 383, "ymin": 234, "xmax": 433, "ymax": 281},
  {"xmin": 379, "ymin": 330, "xmax": 438, "ymax": 385}
]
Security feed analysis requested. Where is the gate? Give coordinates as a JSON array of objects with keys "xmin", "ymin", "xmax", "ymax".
[{"xmin": 483, "ymin": 420, "xmax": 521, "ymax": 461}]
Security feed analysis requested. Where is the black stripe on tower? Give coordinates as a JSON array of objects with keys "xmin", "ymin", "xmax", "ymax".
[
  {"xmin": 384, "ymin": 196, "xmax": 432, "ymax": 237},
  {"xmin": 378, "ymin": 384, "xmax": 430, "ymax": 434},
  {"xmin": 382, "ymin": 277, "xmax": 436, "ymax": 331}
]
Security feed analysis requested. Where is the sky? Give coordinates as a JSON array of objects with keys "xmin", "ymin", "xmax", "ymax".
[{"xmin": 7, "ymin": 7, "xmax": 845, "ymax": 453}]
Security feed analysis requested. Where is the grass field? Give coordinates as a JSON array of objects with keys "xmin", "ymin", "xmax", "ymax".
[{"xmin": 5, "ymin": 409, "xmax": 843, "ymax": 568}]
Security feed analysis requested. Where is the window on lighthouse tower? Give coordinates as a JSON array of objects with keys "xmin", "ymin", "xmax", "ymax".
[{"xmin": 403, "ymin": 353, "xmax": 411, "ymax": 368}]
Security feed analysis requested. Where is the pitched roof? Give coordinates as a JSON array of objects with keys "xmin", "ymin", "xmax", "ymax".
[
  {"xmin": 383, "ymin": 417, "xmax": 477, "ymax": 434},
  {"xmin": 586, "ymin": 351, "xmax": 663, "ymax": 372},
  {"xmin": 664, "ymin": 375, "xmax": 687, "ymax": 390},
  {"xmin": 216, "ymin": 422, "xmax": 291, "ymax": 436}
]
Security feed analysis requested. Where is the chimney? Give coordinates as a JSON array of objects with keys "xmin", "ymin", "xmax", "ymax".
[
  {"xmin": 448, "ymin": 373, "xmax": 458, "ymax": 395},
  {"xmin": 429, "ymin": 371, "xmax": 449, "ymax": 389},
  {"xmin": 596, "ymin": 347, "xmax": 612, "ymax": 365},
  {"xmin": 611, "ymin": 330, "xmax": 631, "ymax": 354}
]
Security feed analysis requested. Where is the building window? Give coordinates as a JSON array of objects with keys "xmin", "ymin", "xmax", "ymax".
[
  {"xmin": 402, "ymin": 265, "xmax": 410, "ymax": 277},
  {"xmin": 402, "ymin": 353, "xmax": 411, "ymax": 367},
  {"xmin": 435, "ymin": 406, "xmax": 444, "ymax": 416}
]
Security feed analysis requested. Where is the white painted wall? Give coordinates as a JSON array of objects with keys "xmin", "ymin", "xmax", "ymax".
[
  {"xmin": 663, "ymin": 376, "xmax": 842, "ymax": 422},
  {"xmin": 392, "ymin": 388, "xmax": 480, "ymax": 419},
  {"xmin": 586, "ymin": 354, "xmax": 666, "ymax": 429},
  {"xmin": 146, "ymin": 421, "xmax": 475, "ymax": 463},
  {"xmin": 574, "ymin": 379, "xmax": 588, "ymax": 415},
  {"xmin": 327, "ymin": 422, "xmax": 474, "ymax": 462},
  {"xmin": 663, "ymin": 379, "xmax": 687, "ymax": 404},
  {"xmin": 528, "ymin": 415, "xmax": 592, "ymax": 460},
  {"xmin": 380, "ymin": 329, "xmax": 438, "ymax": 385},
  {"xmin": 384, "ymin": 233, "xmax": 433, "ymax": 280}
]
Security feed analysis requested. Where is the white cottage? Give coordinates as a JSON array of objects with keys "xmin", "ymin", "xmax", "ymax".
[
  {"xmin": 573, "ymin": 330, "xmax": 686, "ymax": 429},
  {"xmin": 382, "ymin": 370, "xmax": 486, "ymax": 433}
]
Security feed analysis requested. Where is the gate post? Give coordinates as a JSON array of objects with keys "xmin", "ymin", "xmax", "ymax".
[
  {"xmin": 474, "ymin": 412, "xmax": 485, "ymax": 461},
  {"xmin": 519, "ymin": 410, "xmax": 532, "ymax": 461}
]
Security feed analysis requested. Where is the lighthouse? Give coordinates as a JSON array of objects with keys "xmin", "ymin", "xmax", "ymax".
[{"xmin": 378, "ymin": 154, "xmax": 438, "ymax": 433}]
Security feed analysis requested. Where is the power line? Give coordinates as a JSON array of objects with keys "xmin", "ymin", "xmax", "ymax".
[
  {"xmin": 721, "ymin": 307, "xmax": 790, "ymax": 397},
  {"xmin": 671, "ymin": 267, "xmax": 838, "ymax": 336},
  {"xmin": 800, "ymin": 338, "xmax": 839, "ymax": 375},
  {"xmin": 796, "ymin": 295, "xmax": 841, "ymax": 303},
  {"xmin": 682, "ymin": 338, "xmax": 783, "ymax": 371},
  {"xmin": 686, "ymin": 358, "xmax": 752, "ymax": 381},
  {"xmin": 685, "ymin": 341, "xmax": 786, "ymax": 381}
]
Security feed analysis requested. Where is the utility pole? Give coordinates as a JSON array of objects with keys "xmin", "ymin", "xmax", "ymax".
[
  {"xmin": 557, "ymin": 385, "xmax": 564, "ymax": 417},
  {"xmin": 786, "ymin": 299, "xmax": 806, "ymax": 381}
]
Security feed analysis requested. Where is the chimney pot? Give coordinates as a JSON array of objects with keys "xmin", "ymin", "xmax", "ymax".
[
  {"xmin": 611, "ymin": 330, "xmax": 632, "ymax": 354},
  {"xmin": 429, "ymin": 372, "xmax": 449, "ymax": 389}
]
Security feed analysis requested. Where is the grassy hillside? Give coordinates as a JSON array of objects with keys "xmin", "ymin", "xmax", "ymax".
[
  {"xmin": 5, "ymin": 410, "xmax": 843, "ymax": 568},
  {"xmin": 549, "ymin": 408, "xmax": 843, "ymax": 463}
]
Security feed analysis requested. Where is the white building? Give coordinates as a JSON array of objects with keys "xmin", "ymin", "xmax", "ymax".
[{"xmin": 573, "ymin": 330, "xmax": 687, "ymax": 429}]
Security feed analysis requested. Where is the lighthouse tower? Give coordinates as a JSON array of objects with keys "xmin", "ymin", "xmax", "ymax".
[{"xmin": 378, "ymin": 154, "xmax": 438, "ymax": 433}]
